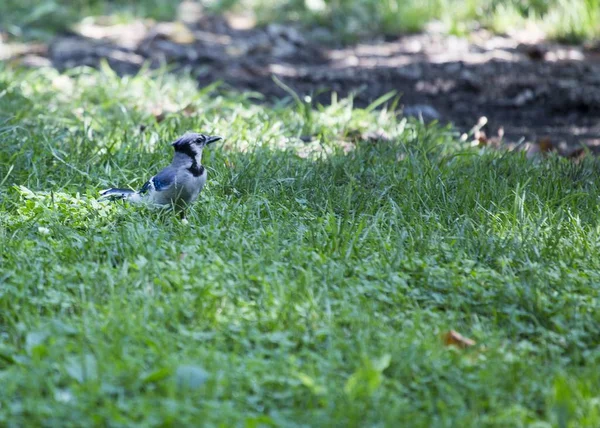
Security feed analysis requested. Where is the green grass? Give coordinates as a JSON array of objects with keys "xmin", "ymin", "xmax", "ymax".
[
  {"xmin": 1, "ymin": 0, "xmax": 599, "ymax": 43},
  {"xmin": 240, "ymin": 0, "xmax": 600, "ymax": 42},
  {"xmin": 3, "ymin": 64, "xmax": 600, "ymax": 426},
  {"xmin": 0, "ymin": 0, "xmax": 178, "ymax": 39}
]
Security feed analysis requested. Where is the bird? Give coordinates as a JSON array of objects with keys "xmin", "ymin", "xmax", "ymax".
[{"xmin": 99, "ymin": 132, "xmax": 221, "ymax": 214}]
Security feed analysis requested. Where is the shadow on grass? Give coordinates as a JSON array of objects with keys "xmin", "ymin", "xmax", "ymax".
[{"xmin": 4, "ymin": 9, "xmax": 592, "ymax": 150}]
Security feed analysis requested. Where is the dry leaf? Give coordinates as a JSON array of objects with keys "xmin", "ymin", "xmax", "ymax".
[
  {"xmin": 538, "ymin": 137, "xmax": 554, "ymax": 153},
  {"xmin": 525, "ymin": 137, "xmax": 556, "ymax": 159},
  {"xmin": 443, "ymin": 330, "xmax": 476, "ymax": 348}
]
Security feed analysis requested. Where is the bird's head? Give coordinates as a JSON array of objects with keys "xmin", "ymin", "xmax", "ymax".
[{"xmin": 172, "ymin": 132, "xmax": 222, "ymax": 155}]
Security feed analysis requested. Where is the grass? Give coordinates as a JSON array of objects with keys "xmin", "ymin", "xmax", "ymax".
[
  {"xmin": 0, "ymin": 0, "xmax": 177, "ymax": 39},
  {"xmin": 1, "ymin": 0, "xmax": 599, "ymax": 43},
  {"xmin": 2, "ymin": 64, "xmax": 600, "ymax": 425}
]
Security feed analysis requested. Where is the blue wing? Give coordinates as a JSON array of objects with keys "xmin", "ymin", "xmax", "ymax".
[{"xmin": 139, "ymin": 169, "xmax": 176, "ymax": 194}]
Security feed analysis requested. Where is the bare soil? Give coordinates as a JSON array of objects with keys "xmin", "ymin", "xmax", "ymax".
[{"xmin": 4, "ymin": 14, "xmax": 600, "ymax": 149}]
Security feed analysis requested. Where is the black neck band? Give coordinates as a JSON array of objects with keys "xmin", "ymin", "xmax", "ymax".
[{"xmin": 175, "ymin": 144, "xmax": 204, "ymax": 177}]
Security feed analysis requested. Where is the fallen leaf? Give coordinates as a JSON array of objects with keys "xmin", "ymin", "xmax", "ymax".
[
  {"xmin": 443, "ymin": 330, "xmax": 476, "ymax": 348},
  {"xmin": 525, "ymin": 137, "xmax": 556, "ymax": 159},
  {"xmin": 538, "ymin": 137, "xmax": 554, "ymax": 153}
]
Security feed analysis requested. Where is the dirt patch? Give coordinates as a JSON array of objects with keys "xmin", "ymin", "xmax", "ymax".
[{"xmin": 5, "ymin": 14, "xmax": 600, "ymax": 149}]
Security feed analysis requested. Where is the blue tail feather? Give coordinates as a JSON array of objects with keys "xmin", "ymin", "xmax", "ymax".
[{"xmin": 99, "ymin": 188, "xmax": 136, "ymax": 200}]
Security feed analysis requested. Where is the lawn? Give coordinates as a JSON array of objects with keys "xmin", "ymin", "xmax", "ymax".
[{"xmin": 2, "ymin": 65, "xmax": 600, "ymax": 426}]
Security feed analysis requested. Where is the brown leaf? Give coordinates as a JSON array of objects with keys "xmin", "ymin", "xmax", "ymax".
[
  {"xmin": 538, "ymin": 137, "xmax": 554, "ymax": 153},
  {"xmin": 525, "ymin": 137, "xmax": 556, "ymax": 159},
  {"xmin": 443, "ymin": 330, "xmax": 476, "ymax": 348}
]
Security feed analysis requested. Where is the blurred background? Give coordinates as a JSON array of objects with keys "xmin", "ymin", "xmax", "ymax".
[{"xmin": 1, "ymin": 0, "xmax": 599, "ymax": 43}]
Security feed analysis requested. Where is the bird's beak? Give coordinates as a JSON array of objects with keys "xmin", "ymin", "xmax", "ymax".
[{"xmin": 206, "ymin": 136, "xmax": 222, "ymax": 145}]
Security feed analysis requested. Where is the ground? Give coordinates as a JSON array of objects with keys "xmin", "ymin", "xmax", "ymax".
[
  {"xmin": 3, "ymin": 13, "xmax": 600, "ymax": 150},
  {"xmin": 3, "ymin": 8, "xmax": 600, "ymax": 428}
]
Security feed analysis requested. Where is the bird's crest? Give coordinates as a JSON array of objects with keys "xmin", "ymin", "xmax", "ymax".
[{"xmin": 172, "ymin": 132, "xmax": 222, "ymax": 150}]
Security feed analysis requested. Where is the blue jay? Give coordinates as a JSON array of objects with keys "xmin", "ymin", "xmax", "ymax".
[{"xmin": 100, "ymin": 132, "xmax": 221, "ymax": 212}]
